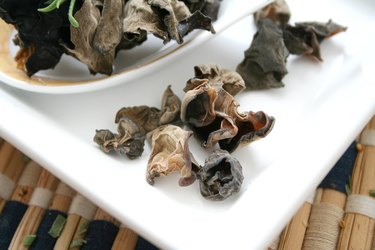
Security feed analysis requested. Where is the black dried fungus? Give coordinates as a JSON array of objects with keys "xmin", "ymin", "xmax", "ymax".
[
  {"xmin": 0, "ymin": 0, "xmax": 221, "ymax": 76},
  {"xmin": 236, "ymin": 18, "xmax": 289, "ymax": 90},
  {"xmin": 94, "ymin": 86, "xmax": 182, "ymax": 159},
  {"xmin": 181, "ymin": 64, "xmax": 275, "ymax": 152},
  {"xmin": 197, "ymin": 149, "xmax": 244, "ymax": 201},
  {"xmin": 254, "ymin": 0, "xmax": 290, "ymax": 28},
  {"xmin": 283, "ymin": 20, "xmax": 347, "ymax": 61},
  {"xmin": 0, "ymin": 0, "xmax": 83, "ymax": 76},
  {"xmin": 94, "ymin": 117, "xmax": 145, "ymax": 159}
]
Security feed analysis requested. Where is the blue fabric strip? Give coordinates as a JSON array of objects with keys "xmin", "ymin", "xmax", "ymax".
[
  {"xmin": 81, "ymin": 220, "xmax": 119, "ymax": 250},
  {"xmin": 319, "ymin": 142, "xmax": 357, "ymax": 194},
  {"xmin": 30, "ymin": 209, "xmax": 67, "ymax": 250},
  {"xmin": 135, "ymin": 236, "xmax": 160, "ymax": 250},
  {"xmin": 0, "ymin": 200, "xmax": 28, "ymax": 249}
]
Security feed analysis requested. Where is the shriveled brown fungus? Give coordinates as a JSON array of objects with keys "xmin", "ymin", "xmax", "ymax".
[
  {"xmin": 94, "ymin": 85, "xmax": 181, "ymax": 159},
  {"xmin": 283, "ymin": 20, "xmax": 347, "ymax": 61},
  {"xmin": 123, "ymin": 0, "xmax": 215, "ymax": 45},
  {"xmin": 147, "ymin": 125, "xmax": 196, "ymax": 186},
  {"xmin": 197, "ymin": 149, "xmax": 244, "ymax": 201},
  {"xmin": 0, "ymin": 0, "xmax": 221, "ymax": 76},
  {"xmin": 115, "ymin": 85, "xmax": 182, "ymax": 134},
  {"xmin": 236, "ymin": 18, "xmax": 289, "ymax": 90},
  {"xmin": 93, "ymin": 0, "xmax": 124, "ymax": 53},
  {"xmin": 181, "ymin": 64, "xmax": 275, "ymax": 152},
  {"xmin": 65, "ymin": 0, "xmax": 116, "ymax": 75},
  {"xmin": 94, "ymin": 117, "xmax": 145, "ymax": 159},
  {"xmin": 254, "ymin": 0, "xmax": 291, "ymax": 28}
]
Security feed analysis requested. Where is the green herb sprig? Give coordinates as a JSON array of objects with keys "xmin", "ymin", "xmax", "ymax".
[{"xmin": 38, "ymin": 0, "xmax": 79, "ymax": 28}]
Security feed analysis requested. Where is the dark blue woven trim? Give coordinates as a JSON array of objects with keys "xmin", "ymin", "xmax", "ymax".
[
  {"xmin": 0, "ymin": 200, "xmax": 28, "ymax": 249},
  {"xmin": 319, "ymin": 142, "xmax": 357, "ymax": 194},
  {"xmin": 81, "ymin": 220, "xmax": 119, "ymax": 250},
  {"xmin": 135, "ymin": 236, "xmax": 160, "ymax": 250},
  {"xmin": 30, "ymin": 209, "xmax": 67, "ymax": 250}
]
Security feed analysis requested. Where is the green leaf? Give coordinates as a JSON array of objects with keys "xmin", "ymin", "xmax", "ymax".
[
  {"xmin": 48, "ymin": 214, "xmax": 67, "ymax": 238},
  {"xmin": 37, "ymin": 0, "xmax": 58, "ymax": 12},
  {"xmin": 56, "ymin": 0, "xmax": 67, "ymax": 8},
  {"xmin": 69, "ymin": 239, "xmax": 87, "ymax": 248},
  {"xmin": 68, "ymin": 0, "xmax": 79, "ymax": 27},
  {"xmin": 23, "ymin": 235, "xmax": 37, "ymax": 247},
  {"xmin": 370, "ymin": 189, "xmax": 375, "ymax": 198},
  {"xmin": 37, "ymin": 0, "xmax": 79, "ymax": 28}
]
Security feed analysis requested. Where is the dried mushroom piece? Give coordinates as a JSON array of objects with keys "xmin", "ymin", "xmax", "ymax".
[
  {"xmin": 115, "ymin": 85, "xmax": 182, "ymax": 133},
  {"xmin": 123, "ymin": 0, "xmax": 214, "ymax": 45},
  {"xmin": 283, "ymin": 20, "xmax": 347, "ymax": 61},
  {"xmin": 95, "ymin": 86, "xmax": 180, "ymax": 159},
  {"xmin": 0, "ymin": 0, "xmax": 80, "ymax": 76},
  {"xmin": 115, "ymin": 106, "xmax": 162, "ymax": 134},
  {"xmin": 236, "ymin": 18, "xmax": 289, "ymax": 90},
  {"xmin": 185, "ymin": 64, "xmax": 245, "ymax": 96},
  {"xmin": 254, "ymin": 0, "xmax": 291, "ymax": 28},
  {"xmin": 150, "ymin": 0, "xmax": 215, "ymax": 43},
  {"xmin": 94, "ymin": 117, "xmax": 145, "ymax": 159},
  {"xmin": 182, "ymin": 0, "xmax": 221, "ymax": 21},
  {"xmin": 65, "ymin": 0, "xmax": 115, "ymax": 75},
  {"xmin": 147, "ymin": 125, "xmax": 196, "ymax": 186},
  {"xmin": 181, "ymin": 64, "xmax": 275, "ymax": 151},
  {"xmin": 197, "ymin": 149, "xmax": 243, "ymax": 201},
  {"xmin": 93, "ymin": 0, "xmax": 124, "ymax": 53},
  {"xmin": 123, "ymin": 0, "xmax": 169, "ymax": 43},
  {"xmin": 219, "ymin": 111, "xmax": 275, "ymax": 152}
]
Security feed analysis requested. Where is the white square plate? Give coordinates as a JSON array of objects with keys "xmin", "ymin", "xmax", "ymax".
[{"xmin": 0, "ymin": 0, "xmax": 374, "ymax": 249}]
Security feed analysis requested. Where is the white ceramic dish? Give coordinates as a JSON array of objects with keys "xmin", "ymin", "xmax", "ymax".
[
  {"xmin": 0, "ymin": 0, "xmax": 272, "ymax": 94},
  {"xmin": 0, "ymin": 0, "xmax": 375, "ymax": 249}
]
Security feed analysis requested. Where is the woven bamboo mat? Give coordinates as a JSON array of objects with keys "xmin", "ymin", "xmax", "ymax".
[{"xmin": 1, "ymin": 116, "xmax": 375, "ymax": 250}]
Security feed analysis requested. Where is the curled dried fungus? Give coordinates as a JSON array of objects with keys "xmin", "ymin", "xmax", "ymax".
[
  {"xmin": 1, "ymin": 0, "xmax": 220, "ymax": 76},
  {"xmin": 94, "ymin": 85, "xmax": 181, "ymax": 159},
  {"xmin": 181, "ymin": 64, "xmax": 275, "ymax": 152},
  {"xmin": 254, "ymin": 0, "xmax": 290, "ymax": 28},
  {"xmin": 94, "ymin": 117, "xmax": 145, "ymax": 159},
  {"xmin": 197, "ymin": 149, "xmax": 243, "ymax": 201},
  {"xmin": 237, "ymin": 0, "xmax": 347, "ymax": 90},
  {"xmin": 147, "ymin": 125, "xmax": 196, "ymax": 186},
  {"xmin": 236, "ymin": 18, "xmax": 289, "ymax": 90},
  {"xmin": 283, "ymin": 20, "xmax": 347, "ymax": 61}
]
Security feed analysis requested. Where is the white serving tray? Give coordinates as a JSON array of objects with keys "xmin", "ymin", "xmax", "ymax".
[{"xmin": 1, "ymin": 0, "xmax": 375, "ymax": 249}]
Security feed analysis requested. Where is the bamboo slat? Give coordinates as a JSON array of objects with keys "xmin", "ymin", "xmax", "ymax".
[
  {"xmin": 278, "ymin": 202, "xmax": 312, "ymax": 250},
  {"xmin": 8, "ymin": 169, "xmax": 59, "ymax": 250},
  {"xmin": 0, "ymin": 149, "xmax": 26, "ymax": 212},
  {"xmin": 337, "ymin": 118, "xmax": 375, "ymax": 250},
  {"xmin": 55, "ymin": 194, "xmax": 97, "ymax": 250},
  {"xmin": 112, "ymin": 226, "xmax": 139, "ymax": 250}
]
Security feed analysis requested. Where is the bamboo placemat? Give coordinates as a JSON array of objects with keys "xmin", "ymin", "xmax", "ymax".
[{"xmin": 1, "ymin": 116, "xmax": 375, "ymax": 250}]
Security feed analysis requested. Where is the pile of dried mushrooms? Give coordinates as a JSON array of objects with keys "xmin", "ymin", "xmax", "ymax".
[
  {"xmin": 0, "ymin": 0, "xmax": 221, "ymax": 76},
  {"xmin": 94, "ymin": 65, "xmax": 275, "ymax": 201},
  {"xmin": 237, "ymin": 0, "xmax": 347, "ymax": 90}
]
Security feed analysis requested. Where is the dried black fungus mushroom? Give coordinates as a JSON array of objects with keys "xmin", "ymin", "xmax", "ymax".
[
  {"xmin": 254, "ymin": 0, "xmax": 291, "ymax": 28},
  {"xmin": 0, "ymin": 0, "xmax": 220, "ymax": 76},
  {"xmin": 283, "ymin": 20, "xmax": 347, "ymax": 61},
  {"xmin": 115, "ymin": 85, "xmax": 182, "ymax": 133},
  {"xmin": 94, "ymin": 85, "xmax": 181, "ymax": 159},
  {"xmin": 65, "ymin": 0, "xmax": 117, "ymax": 75},
  {"xmin": 197, "ymin": 149, "xmax": 244, "ymax": 201},
  {"xmin": 147, "ymin": 125, "xmax": 196, "ymax": 186},
  {"xmin": 236, "ymin": 18, "xmax": 289, "ymax": 90},
  {"xmin": 237, "ymin": 0, "xmax": 347, "ymax": 90},
  {"xmin": 0, "ymin": 0, "xmax": 83, "ymax": 76},
  {"xmin": 182, "ymin": 0, "xmax": 222, "ymax": 21},
  {"xmin": 181, "ymin": 64, "xmax": 275, "ymax": 152},
  {"xmin": 94, "ymin": 117, "xmax": 145, "ymax": 159}
]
